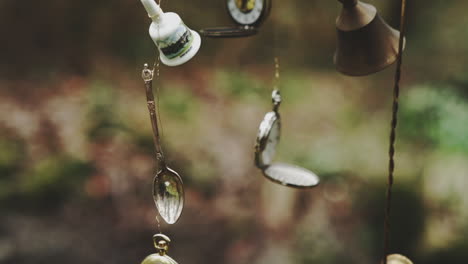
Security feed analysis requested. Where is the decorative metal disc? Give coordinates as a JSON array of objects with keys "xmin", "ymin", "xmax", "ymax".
[
  {"xmin": 199, "ymin": 26, "xmax": 258, "ymax": 38},
  {"xmin": 263, "ymin": 163, "xmax": 320, "ymax": 188}
]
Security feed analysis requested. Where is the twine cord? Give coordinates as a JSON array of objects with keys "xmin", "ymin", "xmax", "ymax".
[{"xmin": 382, "ymin": 1, "xmax": 407, "ymax": 264}]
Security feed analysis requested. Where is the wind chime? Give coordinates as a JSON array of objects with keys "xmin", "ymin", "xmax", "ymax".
[
  {"xmin": 253, "ymin": 9, "xmax": 320, "ymax": 188},
  {"xmin": 136, "ymin": 0, "xmax": 415, "ymax": 263},
  {"xmin": 138, "ymin": 0, "xmax": 201, "ymax": 263},
  {"xmin": 336, "ymin": 1, "xmax": 412, "ymax": 264}
]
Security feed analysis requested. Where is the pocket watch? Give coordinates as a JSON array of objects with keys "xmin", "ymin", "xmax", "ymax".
[
  {"xmin": 200, "ymin": 0, "xmax": 272, "ymax": 38},
  {"xmin": 255, "ymin": 90, "xmax": 320, "ymax": 188},
  {"xmin": 141, "ymin": 234, "xmax": 179, "ymax": 264}
]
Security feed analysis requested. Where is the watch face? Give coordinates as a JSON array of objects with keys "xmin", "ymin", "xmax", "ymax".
[
  {"xmin": 227, "ymin": 0, "xmax": 268, "ymax": 26},
  {"xmin": 256, "ymin": 111, "xmax": 280, "ymax": 168},
  {"xmin": 263, "ymin": 163, "xmax": 320, "ymax": 188}
]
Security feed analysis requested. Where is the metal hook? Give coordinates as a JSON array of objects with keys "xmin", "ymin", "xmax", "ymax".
[
  {"xmin": 142, "ymin": 63, "xmax": 154, "ymax": 82},
  {"xmin": 153, "ymin": 234, "xmax": 171, "ymax": 256},
  {"xmin": 272, "ymin": 89, "xmax": 281, "ymax": 112}
]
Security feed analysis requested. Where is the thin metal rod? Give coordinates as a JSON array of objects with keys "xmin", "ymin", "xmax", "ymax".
[
  {"xmin": 142, "ymin": 63, "xmax": 166, "ymax": 168},
  {"xmin": 338, "ymin": 0, "xmax": 358, "ymax": 8},
  {"xmin": 382, "ymin": 0, "xmax": 407, "ymax": 263}
]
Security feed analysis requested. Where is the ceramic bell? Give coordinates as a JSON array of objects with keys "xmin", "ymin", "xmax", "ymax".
[
  {"xmin": 140, "ymin": 0, "xmax": 201, "ymax": 66},
  {"xmin": 141, "ymin": 234, "xmax": 178, "ymax": 264}
]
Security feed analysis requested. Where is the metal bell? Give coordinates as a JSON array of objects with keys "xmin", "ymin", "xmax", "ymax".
[
  {"xmin": 140, "ymin": 0, "xmax": 201, "ymax": 66},
  {"xmin": 334, "ymin": 0, "xmax": 403, "ymax": 76},
  {"xmin": 141, "ymin": 234, "xmax": 178, "ymax": 264}
]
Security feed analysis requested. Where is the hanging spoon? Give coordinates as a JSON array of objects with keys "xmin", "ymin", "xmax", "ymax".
[{"xmin": 142, "ymin": 64, "xmax": 184, "ymax": 224}]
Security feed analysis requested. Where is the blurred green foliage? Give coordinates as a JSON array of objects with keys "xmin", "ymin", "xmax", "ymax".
[
  {"xmin": 1, "ymin": 153, "xmax": 94, "ymax": 211},
  {"xmin": 401, "ymin": 85, "xmax": 468, "ymax": 153},
  {"xmin": 87, "ymin": 81, "xmax": 128, "ymax": 141},
  {"xmin": 20, "ymin": 156, "xmax": 94, "ymax": 207}
]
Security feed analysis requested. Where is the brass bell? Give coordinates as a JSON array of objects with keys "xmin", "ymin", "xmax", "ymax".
[
  {"xmin": 141, "ymin": 234, "xmax": 178, "ymax": 264},
  {"xmin": 334, "ymin": 0, "xmax": 403, "ymax": 76}
]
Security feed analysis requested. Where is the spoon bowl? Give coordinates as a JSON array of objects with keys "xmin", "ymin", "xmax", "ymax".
[{"xmin": 153, "ymin": 167, "xmax": 185, "ymax": 224}]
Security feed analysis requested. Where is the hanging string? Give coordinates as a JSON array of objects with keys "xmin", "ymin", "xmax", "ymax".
[
  {"xmin": 152, "ymin": 0, "xmax": 163, "ymax": 234},
  {"xmin": 152, "ymin": 56, "xmax": 162, "ymax": 235},
  {"xmin": 274, "ymin": 57, "xmax": 280, "ymax": 91},
  {"xmin": 272, "ymin": 0, "xmax": 280, "ymax": 93},
  {"xmin": 154, "ymin": 0, "xmax": 164, "ymax": 143},
  {"xmin": 382, "ymin": 0, "xmax": 408, "ymax": 264}
]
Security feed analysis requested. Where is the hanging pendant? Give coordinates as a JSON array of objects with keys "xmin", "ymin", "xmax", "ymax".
[
  {"xmin": 334, "ymin": 0, "xmax": 403, "ymax": 76},
  {"xmin": 140, "ymin": 0, "xmax": 201, "ymax": 66},
  {"xmin": 153, "ymin": 167, "xmax": 185, "ymax": 224},
  {"xmin": 254, "ymin": 90, "xmax": 320, "ymax": 188},
  {"xmin": 141, "ymin": 234, "xmax": 179, "ymax": 264},
  {"xmin": 385, "ymin": 254, "xmax": 413, "ymax": 264},
  {"xmin": 142, "ymin": 64, "xmax": 185, "ymax": 225}
]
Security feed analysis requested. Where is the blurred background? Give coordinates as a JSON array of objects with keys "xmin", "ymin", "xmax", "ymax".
[{"xmin": 1, "ymin": 0, "xmax": 468, "ymax": 263}]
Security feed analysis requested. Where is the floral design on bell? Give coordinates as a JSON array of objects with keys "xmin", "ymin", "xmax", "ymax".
[{"xmin": 141, "ymin": 234, "xmax": 179, "ymax": 264}]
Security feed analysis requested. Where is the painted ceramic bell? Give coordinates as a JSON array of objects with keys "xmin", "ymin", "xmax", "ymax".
[
  {"xmin": 141, "ymin": 234, "xmax": 178, "ymax": 264},
  {"xmin": 140, "ymin": 0, "xmax": 201, "ymax": 66}
]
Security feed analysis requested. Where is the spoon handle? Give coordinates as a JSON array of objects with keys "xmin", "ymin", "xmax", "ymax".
[{"xmin": 142, "ymin": 63, "xmax": 166, "ymax": 168}]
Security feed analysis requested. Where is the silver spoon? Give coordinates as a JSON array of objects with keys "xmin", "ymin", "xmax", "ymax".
[{"xmin": 142, "ymin": 64, "xmax": 184, "ymax": 225}]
